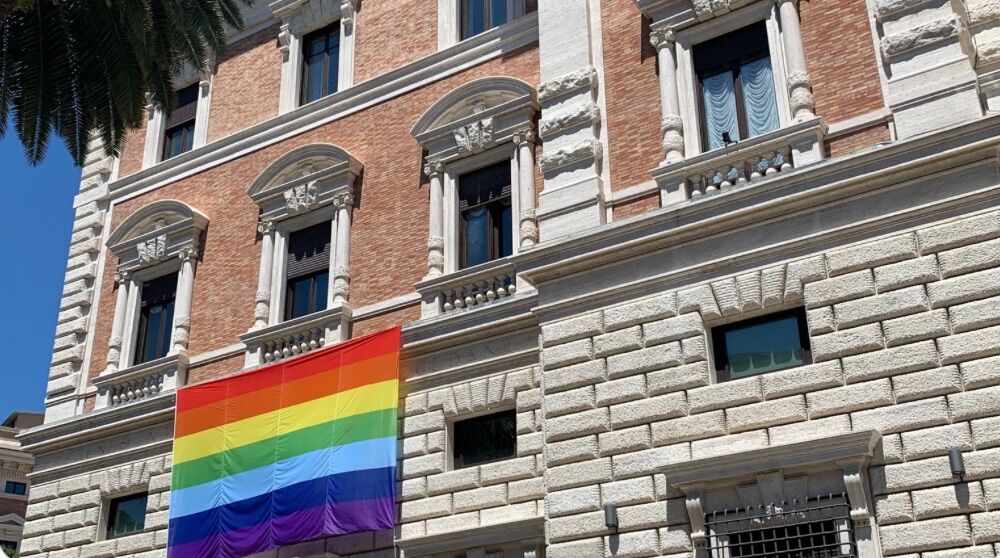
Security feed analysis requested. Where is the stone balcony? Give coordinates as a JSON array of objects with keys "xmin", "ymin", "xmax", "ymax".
[
  {"xmin": 415, "ymin": 258, "xmax": 526, "ymax": 319},
  {"xmin": 653, "ymin": 118, "xmax": 828, "ymax": 205},
  {"xmin": 93, "ymin": 352, "xmax": 188, "ymax": 409},
  {"xmin": 240, "ymin": 303, "xmax": 352, "ymax": 367}
]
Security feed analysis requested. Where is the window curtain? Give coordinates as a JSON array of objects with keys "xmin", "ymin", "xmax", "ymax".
[
  {"xmin": 740, "ymin": 56, "xmax": 779, "ymax": 138},
  {"xmin": 464, "ymin": 207, "xmax": 489, "ymax": 267},
  {"xmin": 701, "ymin": 71, "xmax": 739, "ymax": 151}
]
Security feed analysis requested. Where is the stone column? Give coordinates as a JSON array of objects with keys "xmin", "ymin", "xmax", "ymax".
[
  {"xmin": 253, "ymin": 219, "xmax": 275, "ymax": 330},
  {"xmin": 650, "ymin": 28, "xmax": 685, "ymax": 163},
  {"xmin": 105, "ymin": 270, "xmax": 131, "ymax": 373},
  {"xmin": 514, "ymin": 128, "xmax": 539, "ymax": 248},
  {"xmin": 777, "ymin": 0, "xmax": 816, "ymax": 121},
  {"xmin": 172, "ymin": 248, "xmax": 197, "ymax": 353},
  {"xmin": 278, "ymin": 23, "xmax": 303, "ymax": 114},
  {"xmin": 338, "ymin": 0, "xmax": 357, "ymax": 89},
  {"xmin": 331, "ymin": 192, "xmax": 354, "ymax": 303},
  {"xmin": 193, "ymin": 75, "xmax": 212, "ymax": 149},
  {"xmin": 425, "ymin": 160, "xmax": 445, "ymax": 278}
]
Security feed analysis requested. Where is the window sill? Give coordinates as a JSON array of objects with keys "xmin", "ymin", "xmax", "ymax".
[
  {"xmin": 240, "ymin": 303, "xmax": 352, "ymax": 367},
  {"xmin": 415, "ymin": 257, "xmax": 524, "ymax": 319},
  {"xmin": 93, "ymin": 352, "xmax": 189, "ymax": 409}
]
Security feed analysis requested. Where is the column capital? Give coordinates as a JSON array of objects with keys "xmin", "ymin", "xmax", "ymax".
[
  {"xmin": 333, "ymin": 191, "xmax": 355, "ymax": 208},
  {"xmin": 114, "ymin": 269, "xmax": 131, "ymax": 285},
  {"xmin": 341, "ymin": 0, "xmax": 357, "ymax": 28},
  {"xmin": 649, "ymin": 27, "xmax": 676, "ymax": 50},
  {"xmin": 257, "ymin": 218, "xmax": 276, "ymax": 234},
  {"xmin": 178, "ymin": 246, "xmax": 199, "ymax": 261},
  {"xmin": 423, "ymin": 159, "xmax": 445, "ymax": 178},
  {"xmin": 513, "ymin": 127, "xmax": 537, "ymax": 147}
]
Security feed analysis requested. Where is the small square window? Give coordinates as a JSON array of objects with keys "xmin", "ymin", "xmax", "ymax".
[
  {"xmin": 711, "ymin": 308, "xmax": 810, "ymax": 381},
  {"xmin": 106, "ymin": 493, "xmax": 148, "ymax": 539},
  {"xmin": 3, "ymin": 481, "xmax": 25, "ymax": 495},
  {"xmin": 452, "ymin": 410, "xmax": 516, "ymax": 468}
]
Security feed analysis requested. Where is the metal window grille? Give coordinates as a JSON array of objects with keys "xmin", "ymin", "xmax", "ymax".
[{"xmin": 705, "ymin": 493, "xmax": 856, "ymax": 558}]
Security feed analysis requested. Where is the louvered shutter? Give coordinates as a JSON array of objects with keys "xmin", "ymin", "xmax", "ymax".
[
  {"xmin": 458, "ymin": 162, "xmax": 512, "ymax": 211},
  {"xmin": 286, "ymin": 222, "xmax": 331, "ymax": 278},
  {"xmin": 165, "ymin": 84, "xmax": 199, "ymax": 129}
]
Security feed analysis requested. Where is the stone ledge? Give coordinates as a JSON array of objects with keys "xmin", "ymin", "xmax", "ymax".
[{"xmin": 395, "ymin": 516, "xmax": 542, "ymax": 557}]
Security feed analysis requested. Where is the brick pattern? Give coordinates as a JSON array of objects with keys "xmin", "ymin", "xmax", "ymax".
[
  {"xmin": 612, "ymin": 192, "xmax": 661, "ymax": 221},
  {"xmin": 827, "ymin": 123, "xmax": 892, "ymax": 158},
  {"xmin": 353, "ymin": 0, "xmax": 438, "ymax": 84},
  {"xmin": 207, "ymin": 25, "xmax": 283, "ymax": 142},
  {"xmin": 537, "ymin": 209, "xmax": 1000, "ymax": 557},
  {"xmin": 398, "ymin": 367, "xmax": 544, "ymax": 540}
]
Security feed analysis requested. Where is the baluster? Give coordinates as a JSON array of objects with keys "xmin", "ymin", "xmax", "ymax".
[
  {"xmin": 475, "ymin": 281, "xmax": 487, "ymax": 304},
  {"xmin": 777, "ymin": 149, "xmax": 792, "ymax": 171},
  {"xmin": 454, "ymin": 289, "xmax": 465, "ymax": 309},
  {"xmin": 442, "ymin": 289, "xmax": 454, "ymax": 312},
  {"xmin": 765, "ymin": 151, "xmax": 779, "ymax": 175},
  {"xmin": 464, "ymin": 284, "xmax": 475, "ymax": 308},
  {"xmin": 507, "ymin": 274, "xmax": 517, "ymax": 296}
]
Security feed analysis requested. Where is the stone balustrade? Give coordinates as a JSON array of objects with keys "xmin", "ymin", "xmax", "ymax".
[
  {"xmin": 654, "ymin": 117, "xmax": 827, "ymax": 205},
  {"xmin": 240, "ymin": 303, "xmax": 352, "ymax": 367},
  {"xmin": 416, "ymin": 259, "xmax": 520, "ymax": 318},
  {"xmin": 93, "ymin": 353, "xmax": 188, "ymax": 409}
]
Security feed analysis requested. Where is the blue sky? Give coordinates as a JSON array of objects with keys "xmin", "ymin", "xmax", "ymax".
[{"xmin": 0, "ymin": 130, "xmax": 81, "ymax": 420}]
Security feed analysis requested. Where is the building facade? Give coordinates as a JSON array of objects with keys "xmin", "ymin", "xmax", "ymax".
[
  {"xmin": 16, "ymin": 0, "xmax": 1000, "ymax": 556},
  {"xmin": 1, "ymin": 412, "xmax": 43, "ymax": 554}
]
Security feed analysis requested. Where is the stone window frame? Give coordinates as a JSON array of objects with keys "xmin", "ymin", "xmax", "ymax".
[
  {"xmin": 640, "ymin": 0, "xmax": 817, "ymax": 163},
  {"xmin": 663, "ymin": 430, "xmax": 883, "ymax": 558},
  {"xmin": 272, "ymin": 0, "xmax": 359, "ymax": 115},
  {"xmin": 437, "ymin": 0, "xmax": 535, "ymax": 50},
  {"xmin": 246, "ymin": 143, "xmax": 363, "ymax": 330},
  {"xmin": 141, "ymin": 65, "xmax": 214, "ymax": 169},
  {"xmin": 446, "ymin": 406, "xmax": 518, "ymax": 471},
  {"xmin": 706, "ymin": 305, "xmax": 812, "ymax": 382},
  {"xmin": 100, "ymin": 490, "xmax": 150, "ymax": 541},
  {"xmin": 412, "ymin": 77, "xmax": 540, "ymax": 279}
]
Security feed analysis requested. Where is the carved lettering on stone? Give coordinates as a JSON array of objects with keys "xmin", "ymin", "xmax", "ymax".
[
  {"xmin": 136, "ymin": 235, "xmax": 166, "ymax": 264},
  {"xmin": 284, "ymin": 181, "xmax": 319, "ymax": 212},
  {"xmin": 454, "ymin": 117, "xmax": 495, "ymax": 154}
]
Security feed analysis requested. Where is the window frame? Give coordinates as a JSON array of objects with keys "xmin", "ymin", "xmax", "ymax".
[
  {"xmin": 120, "ymin": 258, "xmax": 183, "ymax": 370},
  {"xmin": 269, "ymin": 208, "xmax": 336, "ymax": 324},
  {"xmin": 300, "ymin": 22, "xmax": 342, "ymax": 105},
  {"xmin": 449, "ymin": 408, "xmax": 518, "ymax": 470},
  {"xmin": 104, "ymin": 492, "xmax": 149, "ymax": 540},
  {"xmin": 457, "ymin": 161, "xmax": 514, "ymax": 269},
  {"xmin": 142, "ymin": 76, "xmax": 211, "ymax": 169},
  {"xmin": 132, "ymin": 272, "xmax": 179, "ymax": 366},
  {"xmin": 440, "ymin": 0, "xmax": 538, "ymax": 48},
  {"xmin": 710, "ymin": 306, "xmax": 811, "ymax": 382},
  {"xmin": 3, "ymin": 481, "xmax": 26, "ymax": 496}
]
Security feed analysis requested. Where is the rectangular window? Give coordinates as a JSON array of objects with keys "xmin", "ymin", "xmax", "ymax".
[
  {"xmin": 460, "ymin": 0, "xmax": 537, "ymax": 40},
  {"xmin": 452, "ymin": 409, "xmax": 516, "ymax": 468},
  {"xmin": 106, "ymin": 493, "xmax": 148, "ymax": 539},
  {"xmin": 285, "ymin": 222, "xmax": 331, "ymax": 320},
  {"xmin": 3, "ymin": 481, "xmax": 25, "ymax": 495},
  {"xmin": 162, "ymin": 83, "xmax": 199, "ymax": 160},
  {"xmin": 459, "ymin": 161, "xmax": 513, "ymax": 269},
  {"xmin": 133, "ymin": 273, "xmax": 178, "ymax": 365},
  {"xmin": 694, "ymin": 22, "xmax": 779, "ymax": 152},
  {"xmin": 711, "ymin": 307, "xmax": 810, "ymax": 381},
  {"xmin": 301, "ymin": 23, "xmax": 341, "ymax": 105}
]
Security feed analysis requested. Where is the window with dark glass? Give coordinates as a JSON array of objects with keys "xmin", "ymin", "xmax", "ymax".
[
  {"xmin": 460, "ymin": 0, "xmax": 537, "ymax": 40},
  {"xmin": 133, "ymin": 273, "xmax": 178, "ymax": 365},
  {"xmin": 106, "ymin": 493, "xmax": 147, "ymax": 539},
  {"xmin": 693, "ymin": 22, "xmax": 779, "ymax": 152},
  {"xmin": 452, "ymin": 410, "xmax": 516, "ymax": 468},
  {"xmin": 162, "ymin": 83, "xmax": 199, "ymax": 161},
  {"xmin": 3, "ymin": 481, "xmax": 25, "ymax": 495},
  {"xmin": 711, "ymin": 307, "xmax": 810, "ymax": 381},
  {"xmin": 0, "ymin": 541, "xmax": 15, "ymax": 553},
  {"xmin": 459, "ymin": 161, "xmax": 513, "ymax": 269},
  {"xmin": 285, "ymin": 222, "xmax": 331, "ymax": 320},
  {"xmin": 301, "ymin": 23, "xmax": 341, "ymax": 104}
]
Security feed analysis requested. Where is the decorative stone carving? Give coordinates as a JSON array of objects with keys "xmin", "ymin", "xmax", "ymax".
[
  {"xmin": 98, "ymin": 460, "xmax": 152, "ymax": 495},
  {"xmin": 538, "ymin": 138, "xmax": 602, "ymax": 173},
  {"xmin": 333, "ymin": 191, "xmax": 355, "ymax": 208},
  {"xmin": 424, "ymin": 160, "xmax": 445, "ymax": 178},
  {"xmin": 284, "ymin": 181, "xmax": 320, "ymax": 212},
  {"xmin": 136, "ymin": 235, "xmax": 167, "ymax": 264},
  {"xmin": 278, "ymin": 23, "xmax": 292, "ymax": 59},
  {"xmin": 966, "ymin": 0, "xmax": 1000, "ymax": 26},
  {"xmin": 427, "ymin": 235, "xmax": 445, "ymax": 277},
  {"xmin": 685, "ymin": 490, "xmax": 707, "ymax": 549},
  {"xmin": 177, "ymin": 246, "xmax": 198, "ymax": 261},
  {"xmin": 114, "ymin": 270, "xmax": 130, "ymax": 285},
  {"xmin": 519, "ymin": 208, "xmax": 539, "ymax": 246},
  {"xmin": 513, "ymin": 127, "xmax": 536, "ymax": 146},
  {"xmin": 454, "ymin": 117, "xmax": 495, "ymax": 154},
  {"xmin": 539, "ymin": 101, "xmax": 600, "ymax": 139},
  {"xmin": 258, "ymin": 218, "xmax": 275, "ymax": 235},
  {"xmin": 341, "ymin": 0, "xmax": 357, "ymax": 29},
  {"xmin": 842, "ymin": 466, "xmax": 872, "ymax": 523},
  {"xmin": 880, "ymin": 15, "xmax": 962, "ymax": 58},
  {"xmin": 649, "ymin": 27, "xmax": 675, "ymax": 49},
  {"xmin": 538, "ymin": 66, "xmax": 598, "ymax": 102}
]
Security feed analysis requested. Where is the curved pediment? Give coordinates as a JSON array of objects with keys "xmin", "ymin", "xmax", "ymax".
[
  {"xmin": 107, "ymin": 200, "xmax": 208, "ymax": 247},
  {"xmin": 411, "ymin": 77, "xmax": 537, "ymax": 138},
  {"xmin": 246, "ymin": 143, "xmax": 361, "ymax": 199}
]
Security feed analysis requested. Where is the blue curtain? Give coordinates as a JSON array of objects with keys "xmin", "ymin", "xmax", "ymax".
[
  {"xmin": 701, "ymin": 71, "xmax": 739, "ymax": 151},
  {"xmin": 741, "ymin": 57, "xmax": 779, "ymax": 138},
  {"xmin": 464, "ymin": 208, "xmax": 489, "ymax": 267}
]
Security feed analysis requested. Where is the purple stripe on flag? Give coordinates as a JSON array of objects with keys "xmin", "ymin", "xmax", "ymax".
[{"xmin": 167, "ymin": 496, "xmax": 395, "ymax": 558}]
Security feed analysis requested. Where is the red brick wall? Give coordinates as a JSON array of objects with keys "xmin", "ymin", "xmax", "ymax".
[
  {"xmin": 354, "ymin": 0, "xmax": 439, "ymax": 83},
  {"xmin": 353, "ymin": 305, "xmax": 422, "ymax": 339},
  {"xmin": 87, "ymin": 45, "xmax": 540, "ymax": 385},
  {"xmin": 826, "ymin": 122, "xmax": 890, "ymax": 157},
  {"xmin": 117, "ymin": 117, "xmax": 148, "ymax": 179},
  {"xmin": 613, "ymin": 192, "xmax": 660, "ymax": 220},
  {"xmin": 800, "ymin": 0, "xmax": 884, "ymax": 125},
  {"xmin": 600, "ymin": 0, "xmax": 663, "ymax": 194},
  {"xmin": 208, "ymin": 25, "xmax": 283, "ymax": 142},
  {"xmin": 0, "ymin": 497, "xmax": 26, "ymax": 519}
]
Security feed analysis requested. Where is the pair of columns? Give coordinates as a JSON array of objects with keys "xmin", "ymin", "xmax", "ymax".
[
  {"xmin": 105, "ymin": 248, "xmax": 197, "ymax": 373},
  {"xmin": 252, "ymin": 193, "xmax": 354, "ymax": 330},
  {"xmin": 423, "ymin": 129, "xmax": 538, "ymax": 278},
  {"xmin": 649, "ymin": 0, "xmax": 815, "ymax": 163}
]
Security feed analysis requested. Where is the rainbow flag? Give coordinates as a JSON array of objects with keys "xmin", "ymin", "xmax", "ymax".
[{"xmin": 166, "ymin": 327, "xmax": 400, "ymax": 558}]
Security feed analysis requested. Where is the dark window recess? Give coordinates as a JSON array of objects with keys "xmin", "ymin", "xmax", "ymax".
[
  {"xmin": 162, "ymin": 83, "xmax": 199, "ymax": 160},
  {"xmin": 302, "ymin": 23, "xmax": 341, "ymax": 104},
  {"xmin": 3, "ymin": 481, "xmax": 26, "ymax": 495},
  {"xmin": 459, "ymin": 161, "xmax": 513, "ymax": 269},
  {"xmin": 706, "ymin": 494, "xmax": 857, "ymax": 558},
  {"xmin": 134, "ymin": 273, "xmax": 178, "ymax": 365},
  {"xmin": 693, "ymin": 22, "xmax": 779, "ymax": 151},
  {"xmin": 711, "ymin": 307, "xmax": 810, "ymax": 381},
  {"xmin": 452, "ymin": 410, "xmax": 516, "ymax": 468},
  {"xmin": 0, "ymin": 541, "xmax": 16, "ymax": 554},
  {"xmin": 106, "ymin": 493, "xmax": 148, "ymax": 539},
  {"xmin": 460, "ymin": 0, "xmax": 537, "ymax": 40},
  {"xmin": 285, "ymin": 222, "xmax": 331, "ymax": 320}
]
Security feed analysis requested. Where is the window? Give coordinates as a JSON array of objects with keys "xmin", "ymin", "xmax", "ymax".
[
  {"xmin": 134, "ymin": 273, "xmax": 178, "ymax": 365},
  {"xmin": 694, "ymin": 22, "xmax": 779, "ymax": 152},
  {"xmin": 460, "ymin": 0, "xmax": 537, "ymax": 40},
  {"xmin": 0, "ymin": 541, "xmax": 15, "ymax": 554},
  {"xmin": 3, "ymin": 481, "xmax": 25, "ymax": 495},
  {"xmin": 162, "ymin": 84, "xmax": 199, "ymax": 160},
  {"xmin": 705, "ymin": 493, "xmax": 856, "ymax": 558},
  {"xmin": 459, "ymin": 162, "xmax": 513, "ymax": 269},
  {"xmin": 106, "ymin": 493, "xmax": 148, "ymax": 539},
  {"xmin": 452, "ymin": 410, "xmax": 516, "ymax": 468},
  {"xmin": 301, "ymin": 23, "xmax": 341, "ymax": 104},
  {"xmin": 711, "ymin": 308, "xmax": 810, "ymax": 381},
  {"xmin": 285, "ymin": 222, "xmax": 331, "ymax": 320}
]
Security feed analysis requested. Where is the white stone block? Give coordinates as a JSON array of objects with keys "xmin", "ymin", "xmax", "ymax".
[
  {"xmin": 950, "ymin": 385, "xmax": 1000, "ymax": 421},
  {"xmin": 688, "ymin": 375, "xmax": 762, "ymax": 413},
  {"xmin": 784, "ymin": 256, "xmax": 827, "ymax": 300},
  {"xmin": 894, "ymin": 365, "xmax": 962, "ymax": 402},
  {"xmin": 811, "ymin": 323, "xmax": 884, "ymax": 361},
  {"xmin": 546, "ymin": 537, "xmax": 604, "ymax": 558},
  {"xmin": 544, "ymin": 360, "xmax": 606, "ymax": 393},
  {"xmin": 807, "ymin": 306, "xmax": 836, "ymax": 334},
  {"xmin": 400, "ymin": 477, "xmax": 426, "ymax": 501},
  {"xmin": 647, "ymin": 362, "xmax": 711, "ymax": 395},
  {"xmin": 911, "ymin": 483, "xmax": 986, "ymax": 519},
  {"xmin": 546, "ymin": 407, "xmax": 610, "ymax": 442},
  {"xmin": 948, "ymin": 295, "xmax": 1000, "ymax": 334},
  {"xmin": 612, "ymin": 444, "xmax": 690, "ymax": 479},
  {"xmin": 546, "ymin": 435, "xmax": 599, "ymax": 466},
  {"xmin": 917, "ymin": 211, "xmax": 1000, "ymax": 253},
  {"xmin": 852, "ymin": 396, "xmax": 950, "ymax": 435},
  {"xmin": 876, "ymin": 492, "xmax": 915, "ymax": 524},
  {"xmin": 971, "ymin": 511, "xmax": 1000, "ymax": 543},
  {"xmin": 875, "ymin": 255, "xmax": 940, "ymax": 292},
  {"xmin": 939, "ymin": 325, "xmax": 1000, "ymax": 364},
  {"xmin": 544, "ymin": 385, "xmax": 596, "ymax": 418},
  {"xmin": 547, "ymin": 511, "xmax": 608, "ymax": 543},
  {"xmin": 601, "ymin": 476, "xmax": 656, "ymax": 506},
  {"xmin": 603, "ymin": 295, "xmax": 677, "ymax": 332},
  {"xmin": 928, "ymin": 267, "xmax": 1000, "ymax": 308},
  {"xmin": 835, "ymin": 284, "xmax": 927, "ymax": 328},
  {"xmin": 879, "ymin": 515, "xmax": 973, "ymax": 553},
  {"xmin": 599, "ymin": 425, "xmax": 652, "ymax": 456},
  {"xmin": 806, "ymin": 378, "xmax": 893, "ymax": 418},
  {"xmin": 480, "ymin": 455, "xmax": 537, "ymax": 485},
  {"xmin": 547, "ymin": 484, "xmax": 601, "ymax": 517},
  {"xmin": 508, "ymin": 477, "xmax": 545, "ymax": 503},
  {"xmin": 937, "ymin": 237, "xmax": 1000, "ymax": 278},
  {"xmin": 691, "ymin": 430, "xmax": 768, "ymax": 459},
  {"xmin": 452, "ymin": 484, "xmax": 508, "ymax": 513},
  {"xmin": 402, "ymin": 411, "xmax": 445, "ymax": 437},
  {"xmin": 546, "ymin": 457, "xmax": 613, "ymax": 491},
  {"xmin": 596, "ymin": 375, "xmax": 647, "ymax": 406},
  {"xmin": 726, "ymin": 395, "xmax": 807, "ymax": 433},
  {"xmin": 400, "ymin": 494, "xmax": 453, "ymax": 520},
  {"xmin": 677, "ymin": 285, "xmax": 722, "ymax": 319},
  {"xmin": 651, "ymin": 410, "xmax": 727, "ymax": 446},
  {"xmin": 543, "ymin": 338, "xmax": 595, "ymax": 369},
  {"xmin": 518, "ymin": 431, "xmax": 544, "ymax": 456},
  {"xmin": 594, "ymin": 326, "xmax": 643, "ymax": 357},
  {"xmin": 479, "ymin": 500, "xmax": 538, "ymax": 526},
  {"xmin": 875, "ymin": 456, "xmax": 953, "ymax": 493},
  {"xmin": 603, "ymin": 529, "xmax": 660, "ymax": 558},
  {"xmin": 902, "ymin": 423, "xmax": 974, "ymax": 460},
  {"xmin": 804, "ymin": 270, "xmax": 875, "ymax": 308},
  {"xmin": 843, "ymin": 340, "xmax": 939, "ymax": 383},
  {"xmin": 962, "ymin": 355, "xmax": 1000, "ymax": 389},
  {"xmin": 401, "ymin": 452, "xmax": 445, "ymax": 479},
  {"xmin": 426, "ymin": 467, "xmax": 480, "ymax": 496},
  {"xmin": 883, "ymin": 308, "xmax": 950, "ymax": 347},
  {"xmin": 972, "ymin": 416, "xmax": 1000, "ymax": 449},
  {"xmin": 643, "ymin": 313, "xmax": 703, "ymax": 346},
  {"xmin": 607, "ymin": 342, "xmax": 683, "ymax": 378},
  {"xmin": 768, "ymin": 414, "xmax": 852, "ymax": 445},
  {"xmin": 516, "ymin": 386, "xmax": 542, "ymax": 410},
  {"xmin": 610, "ymin": 392, "xmax": 687, "ymax": 428},
  {"xmin": 761, "ymin": 361, "xmax": 843, "ymax": 399},
  {"xmin": 542, "ymin": 312, "xmax": 604, "ymax": 347},
  {"xmin": 827, "ymin": 234, "xmax": 918, "ymax": 276},
  {"xmin": 425, "ymin": 510, "xmax": 479, "ymax": 535}
]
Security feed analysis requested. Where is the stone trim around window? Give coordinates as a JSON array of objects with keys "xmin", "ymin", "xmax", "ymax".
[
  {"xmin": 272, "ymin": 0, "xmax": 359, "ymax": 114},
  {"xmin": 141, "ymin": 64, "xmax": 214, "ymax": 169},
  {"xmin": 437, "ymin": 0, "xmax": 535, "ymax": 50}
]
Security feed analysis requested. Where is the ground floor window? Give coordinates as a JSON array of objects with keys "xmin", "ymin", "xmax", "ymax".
[{"xmin": 106, "ymin": 493, "xmax": 148, "ymax": 539}]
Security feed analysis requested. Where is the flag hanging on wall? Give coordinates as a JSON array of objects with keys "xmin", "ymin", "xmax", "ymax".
[{"xmin": 166, "ymin": 326, "xmax": 401, "ymax": 558}]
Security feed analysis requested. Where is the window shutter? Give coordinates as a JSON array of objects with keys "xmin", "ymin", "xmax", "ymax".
[
  {"xmin": 458, "ymin": 162, "xmax": 511, "ymax": 211},
  {"xmin": 140, "ymin": 273, "xmax": 178, "ymax": 306},
  {"xmin": 286, "ymin": 222, "xmax": 331, "ymax": 278},
  {"xmin": 165, "ymin": 84, "xmax": 199, "ymax": 129}
]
